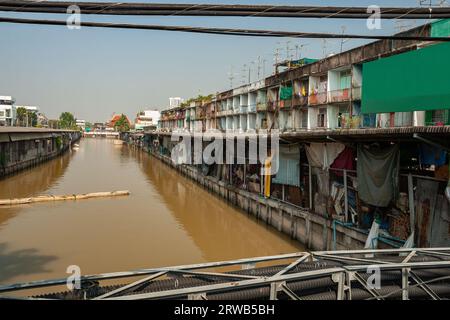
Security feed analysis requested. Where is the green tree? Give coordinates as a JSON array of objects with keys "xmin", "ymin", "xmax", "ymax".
[
  {"xmin": 16, "ymin": 107, "xmax": 27, "ymax": 126},
  {"xmin": 114, "ymin": 114, "xmax": 130, "ymax": 132},
  {"xmin": 27, "ymin": 111, "xmax": 37, "ymax": 127},
  {"xmin": 59, "ymin": 112, "xmax": 76, "ymax": 129}
]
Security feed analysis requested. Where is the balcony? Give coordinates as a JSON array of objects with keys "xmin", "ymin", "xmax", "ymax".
[
  {"xmin": 267, "ymin": 101, "xmax": 278, "ymax": 112},
  {"xmin": 279, "ymin": 99, "xmax": 292, "ymax": 109},
  {"xmin": 329, "ymin": 88, "xmax": 351, "ymax": 103},
  {"xmin": 352, "ymin": 87, "xmax": 362, "ymax": 101},
  {"xmin": 308, "ymin": 92, "xmax": 327, "ymax": 105},
  {"xmin": 292, "ymin": 95, "xmax": 308, "ymax": 107},
  {"xmin": 256, "ymin": 102, "xmax": 267, "ymax": 112}
]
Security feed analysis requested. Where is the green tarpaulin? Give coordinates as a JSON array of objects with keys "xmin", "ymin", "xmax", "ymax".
[
  {"xmin": 431, "ymin": 19, "xmax": 450, "ymax": 37},
  {"xmin": 361, "ymin": 42, "xmax": 450, "ymax": 114},
  {"xmin": 280, "ymin": 86, "xmax": 293, "ymax": 101}
]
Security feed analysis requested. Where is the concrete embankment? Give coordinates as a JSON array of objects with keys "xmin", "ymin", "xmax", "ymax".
[
  {"xmin": 0, "ymin": 127, "xmax": 81, "ymax": 178},
  {"xmin": 128, "ymin": 137, "xmax": 378, "ymax": 251}
]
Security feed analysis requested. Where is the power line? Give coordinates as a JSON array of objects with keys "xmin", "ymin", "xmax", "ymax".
[
  {"xmin": 1, "ymin": 1, "xmax": 450, "ymax": 19},
  {"xmin": 1, "ymin": 16, "xmax": 449, "ymax": 42}
]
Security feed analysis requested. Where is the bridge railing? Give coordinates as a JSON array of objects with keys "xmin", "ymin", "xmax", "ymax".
[{"xmin": 1, "ymin": 248, "xmax": 450, "ymax": 300}]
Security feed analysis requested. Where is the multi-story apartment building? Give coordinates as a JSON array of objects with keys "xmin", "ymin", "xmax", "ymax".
[
  {"xmin": 159, "ymin": 19, "xmax": 450, "ymax": 134},
  {"xmin": 145, "ymin": 20, "xmax": 450, "ymax": 250},
  {"xmin": 0, "ymin": 96, "xmax": 16, "ymax": 126}
]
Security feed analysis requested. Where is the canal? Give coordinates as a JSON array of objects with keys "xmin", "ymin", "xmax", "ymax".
[{"xmin": 0, "ymin": 138, "xmax": 302, "ymax": 286}]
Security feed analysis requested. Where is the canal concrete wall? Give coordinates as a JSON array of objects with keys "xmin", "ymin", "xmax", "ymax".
[
  {"xmin": 142, "ymin": 147, "xmax": 373, "ymax": 251},
  {"xmin": 0, "ymin": 128, "xmax": 81, "ymax": 178}
]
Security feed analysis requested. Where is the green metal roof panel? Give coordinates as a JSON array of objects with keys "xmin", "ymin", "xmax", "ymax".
[{"xmin": 361, "ymin": 42, "xmax": 450, "ymax": 114}]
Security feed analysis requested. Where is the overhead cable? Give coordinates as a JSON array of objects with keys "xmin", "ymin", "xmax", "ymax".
[
  {"xmin": 0, "ymin": 1, "xmax": 450, "ymax": 19},
  {"xmin": 1, "ymin": 16, "xmax": 449, "ymax": 42}
]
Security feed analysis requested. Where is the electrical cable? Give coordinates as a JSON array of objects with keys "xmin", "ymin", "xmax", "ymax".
[{"xmin": 1, "ymin": 15, "xmax": 450, "ymax": 41}]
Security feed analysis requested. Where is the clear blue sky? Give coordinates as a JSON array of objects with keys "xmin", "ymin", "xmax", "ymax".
[{"xmin": 0, "ymin": 0, "xmax": 431, "ymax": 122}]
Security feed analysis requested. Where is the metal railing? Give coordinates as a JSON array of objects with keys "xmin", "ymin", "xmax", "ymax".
[
  {"xmin": 292, "ymin": 95, "xmax": 308, "ymax": 107},
  {"xmin": 2, "ymin": 248, "xmax": 450, "ymax": 300},
  {"xmin": 328, "ymin": 88, "xmax": 351, "ymax": 103},
  {"xmin": 308, "ymin": 92, "xmax": 327, "ymax": 105}
]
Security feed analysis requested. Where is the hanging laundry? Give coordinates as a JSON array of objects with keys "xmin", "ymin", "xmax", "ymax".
[
  {"xmin": 357, "ymin": 144, "xmax": 400, "ymax": 207},
  {"xmin": 419, "ymin": 144, "xmax": 447, "ymax": 167},
  {"xmin": 280, "ymin": 86, "xmax": 293, "ymax": 100},
  {"xmin": 415, "ymin": 179, "xmax": 439, "ymax": 247},
  {"xmin": 273, "ymin": 145, "xmax": 300, "ymax": 187},
  {"xmin": 301, "ymin": 86, "xmax": 307, "ymax": 97},
  {"xmin": 306, "ymin": 143, "xmax": 346, "ymax": 170},
  {"xmin": 331, "ymin": 146, "xmax": 355, "ymax": 175}
]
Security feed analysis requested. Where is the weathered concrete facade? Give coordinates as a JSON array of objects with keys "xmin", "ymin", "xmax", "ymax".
[{"xmin": 0, "ymin": 128, "xmax": 81, "ymax": 178}]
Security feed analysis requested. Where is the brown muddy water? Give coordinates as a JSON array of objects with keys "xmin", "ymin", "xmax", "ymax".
[{"xmin": 0, "ymin": 138, "xmax": 302, "ymax": 287}]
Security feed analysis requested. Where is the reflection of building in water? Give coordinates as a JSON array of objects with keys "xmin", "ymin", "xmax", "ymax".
[
  {"xmin": 128, "ymin": 148, "xmax": 301, "ymax": 262},
  {"xmin": 0, "ymin": 151, "xmax": 72, "ymax": 227}
]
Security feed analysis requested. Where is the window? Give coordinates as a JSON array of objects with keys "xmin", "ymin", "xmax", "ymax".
[
  {"xmin": 425, "ymin": 109, "xmax": 449, "ymax": 126},
  {"xmin": 317, "ymin": 108, "xmax": 327, "ymax": 127},
  {"xmin": 339, "ymin": 70, "xmax": 352, "ymax": 89},
  {"xmin": 0, "ymin": 111, "xmax": 4, "ymax": 117}
]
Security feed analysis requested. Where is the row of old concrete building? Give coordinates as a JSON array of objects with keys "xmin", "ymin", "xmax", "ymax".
[
  {"xmin": 138, "ymin": 20, "xmax": 450, "ymax": 250},
  {"xmin": 159, "ymin": 20, "xmax": 450, "ymax": 133}
]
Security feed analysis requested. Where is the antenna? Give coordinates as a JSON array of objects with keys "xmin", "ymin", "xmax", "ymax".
[
  {"xmin": 340, "ymin": 26, "xmax": 349, "ymax": 53},
  {"xmin": 227, "ymin": 66, "xmax": 235, "ymax": 89},
  {"xmin": 285, "ymin": 40, "xmax": 292, "ymax": 61},
  {"xmin": 257, "ymin": 56, "xmax": 262, "ymax": 80},
  {"xmin": 241, "ymin": 64, "xmax": 247, "ymax": 85},
  {"xmin": 274, "ymin": 48, "xmax": 280, "ymax": 74},
  {"xmin": 321, "ymin": 39, "xmax": 328, "ymax": 59}
]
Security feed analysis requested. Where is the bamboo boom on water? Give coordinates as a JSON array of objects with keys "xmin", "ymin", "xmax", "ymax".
[{"xmin": 0, "ymin": 191, "xmax": 130, "ymax": 206}]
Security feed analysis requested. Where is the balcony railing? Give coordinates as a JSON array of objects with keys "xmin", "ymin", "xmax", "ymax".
[
  {"xmin": 352, "ymin": 87, "xmax": 362, "ymax": 101},
  {"xmin": 267, "ymin": 101, "xmax": 278, "ymax": 112},
  {"xmin": 256, "ymin": 102, "xmax": 267, "ymax": 112},
  {"xmin": 329, "ymin": 88, "xmax": 351, "ymax": 103},
  {"xmin": 308, "ymin": 92, "xmax": 327, "ymax": 105},
  {"xmin": 279, "ymin": 99, "xmax": 292, "ymax": 109},
  {"xmin": 292, "ymin": 95, "xmax": 308, "ymax": 107}
]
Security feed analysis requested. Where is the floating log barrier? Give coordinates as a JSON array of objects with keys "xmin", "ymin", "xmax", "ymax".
[{"xmin": 0, "ymin": 190, "xmax": 130, "ymax": 206}]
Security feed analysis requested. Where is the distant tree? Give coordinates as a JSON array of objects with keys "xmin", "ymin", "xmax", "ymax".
[
  {"xmin": 27, "ymin": 111, "xmax": 37, "ymax": 127},
  {"xmin": 16, "ymin": 107, "xmax": 27, "ymax": 126},
  {"xmin": 59, "ymin": 112, "xmax": 76, "ymax": 129},
  {"xmin": 114, "ymin": 114, "xmax": 130, "ymax": 132}
]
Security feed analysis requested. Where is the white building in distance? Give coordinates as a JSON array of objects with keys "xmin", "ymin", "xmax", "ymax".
[
  {"xmin": 169, "ymin": 97, "xmax": 184, "ymax": 108},
  {"xmin": 135, "ymin": 110, "xmax": 161, "ymax": 130},
  {"xmin": 0, "ymin": 96, "xmax": 16, "ymax": 126}
]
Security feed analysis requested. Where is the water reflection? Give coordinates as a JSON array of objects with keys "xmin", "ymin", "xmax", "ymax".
[{"xmin": 0, "ymin": 139, "xmax": 301, "ymax": 285}]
